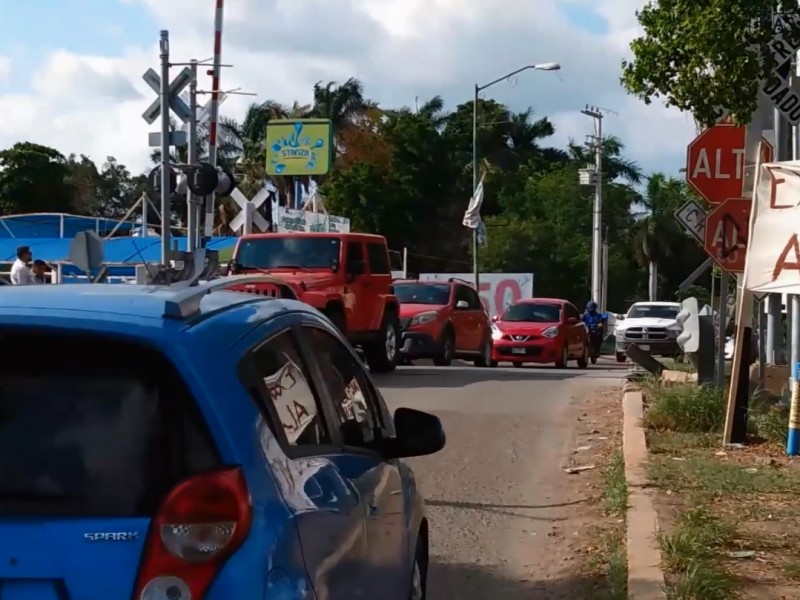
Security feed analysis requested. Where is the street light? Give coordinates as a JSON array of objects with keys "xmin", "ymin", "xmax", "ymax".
[{"xmin": 471, "ymin": 63, "xmax": 561, "ymax": 290}]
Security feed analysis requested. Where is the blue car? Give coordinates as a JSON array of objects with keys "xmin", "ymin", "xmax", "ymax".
[{"xmin": 0, "ymin": 277, "xmax": 445, "ymax": 600}]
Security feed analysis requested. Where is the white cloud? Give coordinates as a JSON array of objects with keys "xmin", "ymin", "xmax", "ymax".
[
  {"xmin": 0, "ymin": 0, "xmax": 696, "ymax": 177},
  {"xmin": 0, "ymin": 56, "xmax": 11, "ymax": 85}
]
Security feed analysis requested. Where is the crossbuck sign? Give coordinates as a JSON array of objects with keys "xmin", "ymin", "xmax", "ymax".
[
  {"xmin": 229, "ymin": 188, "xmax": 270, "ymax": 234},
  {"xmin": 141, "ymin": 67, "xmax": 192, "ymax": 125}
]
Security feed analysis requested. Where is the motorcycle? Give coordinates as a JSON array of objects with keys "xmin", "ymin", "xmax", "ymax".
[{"xmin": 586, "ymin": 314, "xmax": 607, "ymax": 364}]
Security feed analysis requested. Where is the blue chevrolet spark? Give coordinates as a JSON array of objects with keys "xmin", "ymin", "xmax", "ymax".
[{"xmin": 0, "ymin": 279, "xmax": 445, "ymax": 600}]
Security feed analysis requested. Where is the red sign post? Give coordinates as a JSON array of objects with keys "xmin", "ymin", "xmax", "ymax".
[{"xmin": 703, "ymin": 198, "xmax": 751, "ymax": 272}]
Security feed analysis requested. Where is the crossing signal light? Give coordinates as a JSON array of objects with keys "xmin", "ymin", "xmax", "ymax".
[{"xmin": 176, "ymin": 163, "xmax": 236, "ymax": 197}]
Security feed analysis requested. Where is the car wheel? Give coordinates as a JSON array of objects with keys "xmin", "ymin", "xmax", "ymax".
[
  {"xmin": 474, "ymin": 337, "xmax": 495, "ymax": 367},
  {"xmin": 577, "ymin": 342, "xmax": 588, "ymax": 368},
  {"xmin": 409, "ymin": 537, "xmax": 427, "ymax": 600},
  {"xmin": 366, "ymin": 311, "xmax": 400, "ymax": 374},
  {"xmin": 433, "ymin": 328, "xmax": 454, "ymax": 366},
  {"xmin": 555, "ymin": 344, "xmax": 568, "ymax": 368},
  {"xmin": 324, "ymin": 306, "xmax": 347, "ymax": 334},
  {"xmin": 615, "ymin": 351, "xmax": 626, "ymax": 363}
]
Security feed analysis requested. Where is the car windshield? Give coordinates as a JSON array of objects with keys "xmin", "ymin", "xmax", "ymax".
[
  {"xmin": 394, "ymin": 283, "xmax": 451, "ymax": 305},
  {"xmin": 627, "ymin": 305, "xmax": 679, "ymax": 319},
  {"xmin": 235, "ymin": 236, "xmax": 341, "ymax": 270},
  {"xmin": 0, "ymin": 329, "xmax": 219, "ymax": 517},
  {"xmin": 501, "ymin": 303, "xmax": 561, "ymax": 323}
]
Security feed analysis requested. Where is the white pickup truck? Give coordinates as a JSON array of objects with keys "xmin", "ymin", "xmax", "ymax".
[{"xmin": 614, "ymin": 301, "xmax": 682, "ymax": 362}]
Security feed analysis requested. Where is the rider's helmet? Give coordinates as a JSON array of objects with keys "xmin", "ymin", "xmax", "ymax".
[{"xmin": 586, "ymin": 300, "xmax": 598, "ymax": 312}]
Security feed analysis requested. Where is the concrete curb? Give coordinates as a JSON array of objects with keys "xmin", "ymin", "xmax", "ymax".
[{"xmin": 622, "ymin": 385, "xmax": 666, "ymax": 599}]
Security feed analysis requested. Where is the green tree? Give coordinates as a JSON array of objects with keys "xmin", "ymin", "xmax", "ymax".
[
  {"xmin": 0, "ymin": 142, "xmax": 75, "ymax": 214},
  {"xmin": 621, "ymin": 0, "xmax": 792, "ymax": 126}
]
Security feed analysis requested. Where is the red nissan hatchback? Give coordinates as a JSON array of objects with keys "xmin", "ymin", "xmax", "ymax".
[{"xmin": 490, "ymin": 298, "xmax": 589, "ymax": 368}]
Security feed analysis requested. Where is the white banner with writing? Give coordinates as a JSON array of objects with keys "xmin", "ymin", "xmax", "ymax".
[
  {"xmin": 273, "ymin": 206, "xmax": 350, "ymax": 233},
  {"xmin": 418, "ymin": 273, "xmax": 534, "ymax": 318},
  {"xmin": 745, "ymin": 160, "xmax": 800, "ymax": 293}
]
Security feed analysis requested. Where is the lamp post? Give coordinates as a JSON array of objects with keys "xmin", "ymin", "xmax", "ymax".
[{"xmin": 471, "ymin": 62, "xmax": 560, "ymax": 290}]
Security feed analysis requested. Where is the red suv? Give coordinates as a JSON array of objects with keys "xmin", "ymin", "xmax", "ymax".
[
  {"xmin": 227, "ymin": 232, "xmax": 400, "ymax": 373},
  {"xmin": 490, "ymin": 298, "xmax": 589, "ymax": 368},
  {"xmin": 394, "ymin": 279, "xmax": 493, "ymax": 367}
]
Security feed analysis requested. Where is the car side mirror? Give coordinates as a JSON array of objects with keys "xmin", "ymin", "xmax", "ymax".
[
  {"xmin": 455, "ymin": 300, "xmax": 469, "ymax": 309},
  {"xmin": 384, "ymin": 408, "xmax": 445, "ymax": 459},
  {"xmin": 617, "ymin": 314, "xmax": 625, "ymax": 320},
  {"xmin": 491, "ymin": 315, "xmax": 499, "ymax": 322}
]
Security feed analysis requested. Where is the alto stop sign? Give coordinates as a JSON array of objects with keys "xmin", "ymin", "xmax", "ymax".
[
  {"xmin": 703, "ymin": 198, "xmax": 751, "ymax": 272},
  {"xmin": 686, "ymin": 124, "xmax": 747, "ymax": 205}
]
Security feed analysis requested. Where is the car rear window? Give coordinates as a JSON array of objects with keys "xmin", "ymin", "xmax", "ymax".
[{"xmin": 0, "ymin": 329, "xmax": 220, "ymax": 517}]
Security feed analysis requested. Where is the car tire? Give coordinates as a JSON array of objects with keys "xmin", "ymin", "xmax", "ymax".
[
  {"xmin": 324, "ymin": 305, "xmax": 347, "ymax": 334},
  {"xmin": 366, "ymin": 311, "xmax": 400, "ymax": 374},
  {"xmin": 555, "ymin": 344, "xmax": 569, "ymax": 368},
  {"xmin": 577, "ymin": 342, "xmax": 588, "ymax": 368},
  {"xmin": 615, "ymin": 351, "xmax": 626, "ymax": 363},
  {"xmin": 433, "ymin": 328, "xmax": 454, "ymax": 366},
  {"xmin": 474, "ymin": 337, "xmax": 495, "ymax": 367},
  {"xmin": 409, "ymin": 537, "xmax": 427, "ymax": 600}
]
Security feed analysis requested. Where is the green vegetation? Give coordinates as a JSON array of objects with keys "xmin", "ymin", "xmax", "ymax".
[
  {"xmin": 0, "ymin": 78, "xmax": 710, "ymax": 306},
  {"xmin": 592, "ymin": 450, "xmax": 629, "ymax": 599},
  {"xmin": 642, "ymin": 380, "xmax": 800, "ymax": 596},
  {"xmin": 622, "ymin": 0, "xmax": 796, "ymax": 127}
]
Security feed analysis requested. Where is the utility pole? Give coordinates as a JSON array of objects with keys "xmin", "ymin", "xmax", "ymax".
[
  {"xmin": 158, "ymin": 30, "xmax": 171, "ymax": 265},
  {"xmin": 581, "ymin": 105, "xmax": 604, "ymax": 306},
  {"xmin": 186, "ymin": 59, "xmax": 199, "ymax": 252}
]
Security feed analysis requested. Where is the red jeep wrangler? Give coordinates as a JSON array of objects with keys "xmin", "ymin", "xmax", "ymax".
[{"xmin": 227, "ymin": 232, "xmax": 400, "ymax": 373}]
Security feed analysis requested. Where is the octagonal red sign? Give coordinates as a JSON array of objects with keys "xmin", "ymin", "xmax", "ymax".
[
  {"xmin": 686, "ymin": 125, "xmax": 749, "ymax": 204},
  {"xmin": 703, "ymin": 198, "xmax": 751, "ymax": 272}
]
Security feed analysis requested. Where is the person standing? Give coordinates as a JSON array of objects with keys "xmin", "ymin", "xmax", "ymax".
[
  {"xmin": 10, "ymin": 246, "xmax": 36, "ymax": 285},
  {"xmin": 32, "ymin": 260, "xmax": 50, "ymax": 284}
]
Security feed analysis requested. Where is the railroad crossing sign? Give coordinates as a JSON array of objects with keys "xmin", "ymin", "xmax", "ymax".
[
  {"xmin": 141, "ymin": 67, "xmax": 192, "ymax": 125},
  {"xmin": 760, "ymin": 12, "xmax": 800, "ymax": 125},
  {"xmin": 674, "ymin": 199, "xmax": 707, "ymax": 244},
  {"xmin": 704, "ymin": 198, "xmax": 751, "ymax": 273},
  {"xmin": 229, "ymin": 188, "xmax": 271, "ymax": 233},
  {"xmin": 686, "ymin": 125, "xmax": 747, "ymax": 204}
]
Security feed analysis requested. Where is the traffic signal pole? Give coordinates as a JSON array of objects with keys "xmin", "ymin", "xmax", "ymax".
[
  {"xmin": 159, "ymin": 30, "xmax": 171, "ymax": 265},
  {"xmin": 187, "ymin": 60, "xmax": 199, "ymax": 252}
]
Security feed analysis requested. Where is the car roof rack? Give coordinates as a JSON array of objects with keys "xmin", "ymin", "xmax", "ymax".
[{"xmin": 162, "ymin": 275, "xmax": 297, "ymax": 319}]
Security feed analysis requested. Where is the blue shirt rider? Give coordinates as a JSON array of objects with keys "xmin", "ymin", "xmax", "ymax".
[{"xmin": 582, "ymin": 301, "xmax": 606, "ymax": 330}]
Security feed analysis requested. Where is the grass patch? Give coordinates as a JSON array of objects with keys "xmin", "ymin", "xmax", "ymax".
[
  {"xmin": 643, "ymin": 383, "xmax": 725, "ymax": 434},
  {"xmin": 659, "ymin": 507, "xmax": 737, "ymax": 600},
  {"xmin": 586, "ymin": 447, "xmax": 629, "ymax": 598},
  {"xmin": 602, "ymin": 450, "xmax": 628, "ymax": 518},
  {"xmin": 748, "ymin": 398, "xmax": 790, "ymax": 445},
  {"xmin": 782, "ymin": 557, "xmax": 800, "ymax": 581},
  {"xmin": 648, "ymin": 452, "xmax": 798, "ymax": 499}
]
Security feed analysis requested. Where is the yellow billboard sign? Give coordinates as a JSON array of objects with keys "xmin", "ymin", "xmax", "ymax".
[{"xmin": 265, "ymin": 119, "xmax": 333, "ymax": 176}]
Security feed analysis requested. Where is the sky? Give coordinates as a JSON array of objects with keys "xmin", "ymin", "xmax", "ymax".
[{"xmin": 0, "ymin": 0, "xmax": 699, "ymax": 179}]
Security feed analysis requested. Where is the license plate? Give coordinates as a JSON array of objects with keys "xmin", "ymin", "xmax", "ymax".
[
  {"xmin": 511, "ymin": 348, "xmax": 526, "ymax": 354},
  {"xmin": 639, "ymin": 345, "xmax": 650, "ymax": 351}
]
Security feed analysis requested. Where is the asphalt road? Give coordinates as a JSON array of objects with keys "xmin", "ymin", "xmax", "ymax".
[{"xmin": 372, "ymin": 359, "xmax": 626, "ymax": 600}]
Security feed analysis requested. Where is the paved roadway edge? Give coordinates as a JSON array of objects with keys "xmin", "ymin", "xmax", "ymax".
[{"xmin": 621, "ymin": 382, "xmax": 667, "ymax": 599}]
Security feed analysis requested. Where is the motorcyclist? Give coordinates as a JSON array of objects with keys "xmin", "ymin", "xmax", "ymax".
[{"xmin": 582, "ymin": 301, "xmax": 607, "ymax": 359}]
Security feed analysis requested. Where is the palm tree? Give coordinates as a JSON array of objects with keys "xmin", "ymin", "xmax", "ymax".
[
  {"xmin": 568, "ymin": 135, "xmax": 642, "ymax": 184},
  {"xmin": 632, "ymin": 173, "xmax": 687, "ymax": 299}
]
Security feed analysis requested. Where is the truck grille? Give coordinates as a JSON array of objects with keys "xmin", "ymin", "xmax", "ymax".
[{"xmin": 624, "ymin": 327, "xmax": 668, "ymax": 341}]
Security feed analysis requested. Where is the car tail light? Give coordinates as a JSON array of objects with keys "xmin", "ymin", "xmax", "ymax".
[{"xmin": 132, "ymin": 467, "xmax": 252, "ymax": 600}]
